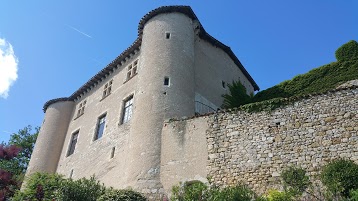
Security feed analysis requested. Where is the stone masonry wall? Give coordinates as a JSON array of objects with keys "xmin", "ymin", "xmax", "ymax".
[{"xmin": 206, "ymin": 87, "xmax": 358, "ymax": 193}]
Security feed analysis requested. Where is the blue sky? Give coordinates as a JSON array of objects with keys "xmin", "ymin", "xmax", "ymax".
[{"xmin": 0, "ymin": 1, "xmax": 357, "ymax": 143}]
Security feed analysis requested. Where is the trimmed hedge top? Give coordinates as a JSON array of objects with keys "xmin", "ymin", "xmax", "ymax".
[
  {"xmin": 252, "ymin": 40, "xmax": 358, "ymax": 103},
  {"xmin": 335, "ymin": 40, "xmax": 358, "ymax": 61}
]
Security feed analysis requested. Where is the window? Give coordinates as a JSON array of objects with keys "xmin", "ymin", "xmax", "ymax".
[
  {"xmin": 95, "ymin": 114, "xmax": 106, "ymax": 140},
  {"xmin": 67, "ymin": 131, "xmax": 79, "ymax": 156},
  {"xmin": 69, "ymin": 169, "xmax": 74, "ymax": 179},
  {"xmin": 166, "ymin": 32, "xmax": 171, "ymax": 39},
  {"xmin": 76, "ymin": 100, "xmax": 86, "ymax": 117},
  {"xmin": 126, "ymin": 60, "xmax": 138, "ymax": 80},
  {"xmin": 164, "ymin": 77, "xmax": 170, "ymax": 86},
  {"xmin": 122, "ymin": 96, "xmax": 133, "ymax": 124},
  {"xmin": 102, "ymin": 80, "xmax": 113, "ymax": 98},
  {"xmin": 222, "ymin": 81, "xmax": 226, "ymax": 89},
  {"xmin": 110, "ymin": 147, "xmax": 115, "ymax": 159}
]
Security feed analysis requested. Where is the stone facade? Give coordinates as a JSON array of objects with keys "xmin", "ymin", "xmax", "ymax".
[
  {"xmin": 162, "ymin": 86, "xmax": 358, "ymax": 194},
  {"xmin": 25, "ymin": 6, "xmax": 258, "ymax": 199},
  {"xmin": 207, "ymin": 87, "xmax": 358, "ymax": 193}
]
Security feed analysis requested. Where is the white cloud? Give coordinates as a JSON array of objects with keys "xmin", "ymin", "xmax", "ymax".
[{"xmin": 0, "ymin": 38, "xmax": 18, "ymax": 99}]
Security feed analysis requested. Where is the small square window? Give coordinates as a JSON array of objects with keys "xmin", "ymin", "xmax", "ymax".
[
  {"xmin": 164, "ymin": 77, "xmax": 170, "ymax": 86},
  {"xmin": 126, "ymin": 60, "xmax": 139, "ymax": 81},
  {"xmin": 67, "ymin": 131, "xmax": 79, "ymax": 156},
  {"xmin": 166, "ymin": 32, "xmax": 171, "ymax": 39},
  {"xmin": 122, "ymin": 96, "xmax": 133, "ymax": 124},
  {"xmin": 76, "ymin": 100, "xmax": 86, "ymax": 118},
  {"xmin": 95, "ymin": 114, "xmax": 106, "ymax": 140},
  {"xmin": 102, "ymin": 80, "xmax": 113, "ymax": 99}
]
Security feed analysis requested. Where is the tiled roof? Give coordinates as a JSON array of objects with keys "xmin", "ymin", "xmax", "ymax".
[{"xmin": 43, "ymin": 5, "xmax": 259, "ymax": 112}]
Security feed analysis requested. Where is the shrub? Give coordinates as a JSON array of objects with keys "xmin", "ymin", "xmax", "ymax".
[
  {"xmin": 335, "ymin": 40, "xmax": 358, "ymax": 61},
  {"xmin": 350, "ymin": 189, "xmax": 358, "ymax": 201},
  {"xmin": 12, "ymin": 172, "xmax": 64, "ymax": 201},
  {"xmin": 208, "ymin": 185, "xmax": 259, "ymax": 201},
  {"xmin": 55, "ymin": 176, "xmax": 106, "ymax": 201},
  {"xmin": 266, "ymin": 190, "xmax": 293, "ymax": 201},
  {"xmin": 281, "ymin": 166, "xmax": 310, "ymax": 196},
  {"xmin": 320, "ymin": 159, "xmax": 358, "ymax": 198},
  {"xmin": 97, "ymin": 188, "xmax": 147, "ymax": 201},
  {"xmin": 171, "ymin": 180, "xmax": 208, "ymax": 201},
  {"xmin": 252, "ymin": 40, "xmax": 358, "ymax": 105},
  {"xmin": 222, "ymin": 80, "xmax": 252, "ymax": 109},
  {"xmin": 171, "ymin": 181, "xmax": 265, "ymax": 201}
]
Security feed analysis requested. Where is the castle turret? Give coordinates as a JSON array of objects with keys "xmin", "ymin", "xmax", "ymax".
[
  {"xmin": 126, "ymin": 11, "xmax": 196, "ymax": 192},
  {"xmin": 26, "ymin": 99, "xmax": 74, "ymax": 176}
]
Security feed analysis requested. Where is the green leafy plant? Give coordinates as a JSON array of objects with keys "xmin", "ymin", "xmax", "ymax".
[
  {"xmin": 222, "ymin": 80, "xmax": 252, "ymax": 109},
  {"xmin": 335, "ymin": 40, "xmax": 358, "ymax": 61},
  {"xmin": 266, "ymin": 190, "xmax": 293, "ymax": 201},
  {"xmin": 12, "ymin": 172, "xmax": 64, "ymax": 201},
  {"xmin": 207, "ymin": 185, "xmax": 260, "ymax": 201},
  {"xmin": 252, "ymin": 40, "xmax": 358, "ymax": 104},
  {"xmin": 350, "ymin": 189, "xmax": 358, "ymax": 201},
  {"xmin": 320, "ymin": 159, "xmax": 358, "ymax": 198},
  {"xmin": 55, "ymin": 176, "xmax": 106, "ymax": 201},
  {"xmin": 171, "ymin": 180, "xmax": 208, "ymax": 201},
  {"xmin": 13, "ymin": 173, "xmax": 145, "ymax": 201},
  {"xmin": 97, "ymin": 188, "xmax": 147, "ymax": 201},
  {"xmin": 171, "ymin": 181, "xmax": 265, "ymax": 201},
  {"xmin": 281, "ymin": 166, "xmax": 311, "ymax": 197},
  {"xmin": 240, "ymin": 97, "xmax": 287, "ymax": 113}
]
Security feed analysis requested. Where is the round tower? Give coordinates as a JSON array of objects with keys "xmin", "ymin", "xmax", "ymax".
[
  {"xmin": 127, "ymin": 11, "xmax": 196, "ymax": 193},
  {"xmin": 26, "ymin": 100, "xmax": 74, "ymax": 176}
]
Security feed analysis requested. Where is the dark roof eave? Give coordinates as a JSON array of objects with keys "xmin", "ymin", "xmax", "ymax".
[{"xmin": 42, "ymin": 97, "xmax": 71, "ymax": 112}]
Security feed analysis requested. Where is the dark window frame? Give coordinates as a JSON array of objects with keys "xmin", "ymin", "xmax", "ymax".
[
  {"xmin": 164, "ymin": 77, "xmax": 170, "ymax": 86},
  {"xmin": 94, "ymin": 113, "xmax": 106, "ymax": 140},
  {"xmin": 121, "ymin": 95, "xmax": 134, "ymax": 124},
  {"xmin": 67, "ymin": 130, "xmax": 79, "ymax": 156},
  {"xmin": 102, "ymin": 80, "xmax": 113, "ymax": 99}
]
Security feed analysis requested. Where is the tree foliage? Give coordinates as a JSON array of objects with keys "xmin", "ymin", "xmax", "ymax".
[
  {"xmin": 13, "ymin": 172, "xmax": 64, "ymax": 200},
  {"xmin": 97, "ymin": 189, "xmax": 147, "ymax": 201},
  {"xmin": 320, "ymin": 159, "xmax": 358, "ymax": 198},
  {"xmin": 14, "ymin": 173, "xmax": 146, "ymax": 201},
  {"xmin": 281, "ymin": 166, "xmax": 310, "ymax": 196},
  {"xmin": 171, "ymin": 181, "xmax": 264, "ymax": 201},
  {"xmin": 0, "ymin": 126, "xmax": 39, "ymax": 177},
  {"xmin": 56, "ymin": 176, "xmax": 106, "ymax": 201},
  {"xmin": 222, "ymin": 80, "xmax": 252, "ymax": 109},
  {"xmin": 0, "ymin": 144, "xmax": 21, "ymax": 200}
]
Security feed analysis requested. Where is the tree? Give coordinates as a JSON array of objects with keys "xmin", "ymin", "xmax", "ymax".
[
  {"xmin": 222, "ymin": 80, "xmax": 252, "ymax": 109},
  {"xmin": 0, "ymin": 126, "xmax": 39, "ymax": 177},
  {"xmin": 0, "ymin": 144, "xmax": 21, "ymax": 200},
  {"xmin": 320, "ymin": 159, "xmax": 358, "ymax": 198}
]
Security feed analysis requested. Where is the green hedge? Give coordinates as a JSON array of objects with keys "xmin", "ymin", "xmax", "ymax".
[
  {"xmin": 252, "ymin": 59, "xmax": 358, "ymax": 103},
  {"xmin": 13, "ymin": 173, "xmax": 146, "ymax": 201},
  {"xmin": 97, "ymin": 189, "xmax": 146, "ymax": 201},
  {"xmin": 12, "ymin": 172, "xmax": 64, "ymax": 200},
  {"xmin": 335, "ymin": 40, "xmax": 358, "ymax": 61}
]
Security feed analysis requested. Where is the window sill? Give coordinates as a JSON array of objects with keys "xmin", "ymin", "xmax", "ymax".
[
  {"xmin": 73, "ymin": 113, "xmax": 84, "ymax": 120},
  {"xmin": 100, "ymin": 93, "xmax": 111, "ymax": 102},
  {"xmin": 66, "ymin": 153, "xmax": 74, "ymax": 158},
  {"xmin": 123, "ymin": 73, "xmax": 138, "ymax": 84}
]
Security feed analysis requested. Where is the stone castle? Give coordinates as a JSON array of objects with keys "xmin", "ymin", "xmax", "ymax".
[
  {"xmin": 26, "ymin": 5, "xmax": 259, "ymax": 197},
  {"xmin": 26, "ymin": 5, "xmax": 358, "ymax": 199}
]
